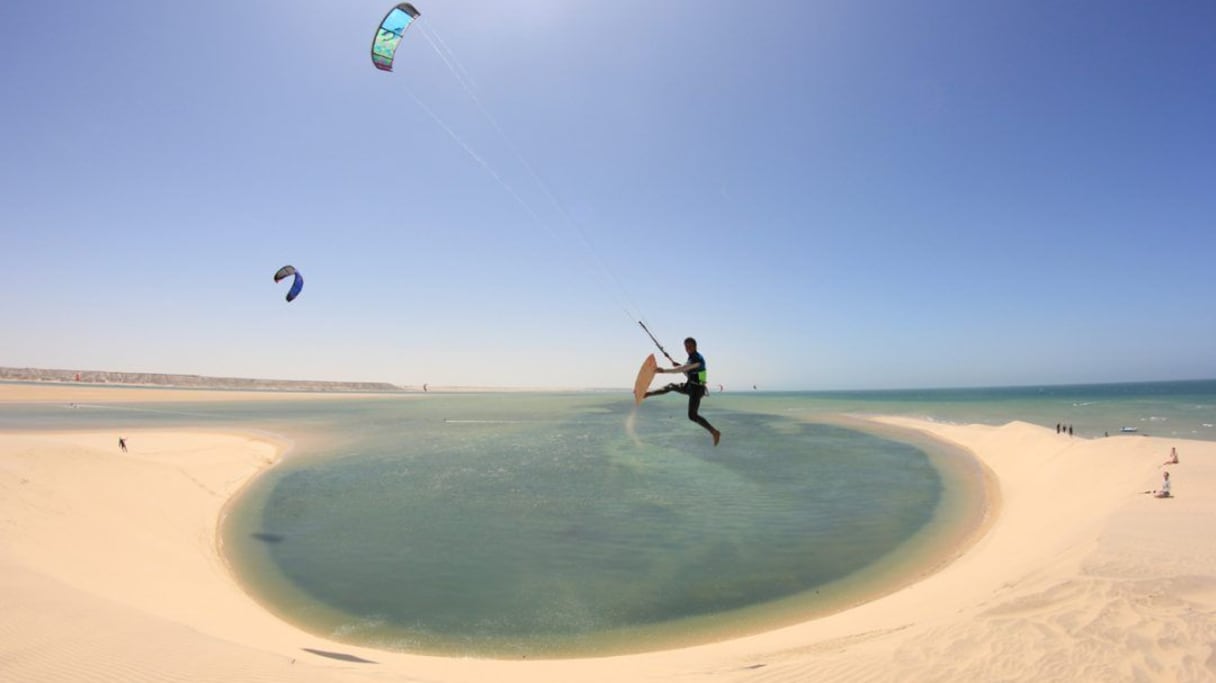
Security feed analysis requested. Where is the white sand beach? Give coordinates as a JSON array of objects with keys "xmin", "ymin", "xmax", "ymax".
[{"xmin": 1, "ymin": 387, "xmax": 1214, "ymax": 682}]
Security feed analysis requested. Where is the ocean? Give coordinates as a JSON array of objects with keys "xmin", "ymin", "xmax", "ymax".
[{"xmin": 3, "ymin": 379, "xmax": 1213, "ymax": 656}]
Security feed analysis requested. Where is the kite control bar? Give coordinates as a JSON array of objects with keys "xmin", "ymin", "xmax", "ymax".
[{"xmin": 638, "ymin": 321, "xmax": 678, "ymax": 366}]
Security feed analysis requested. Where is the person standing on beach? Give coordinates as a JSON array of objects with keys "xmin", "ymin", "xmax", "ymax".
[
  {"xmin": 118, "ymin": 437, "xmax": 127, "ymax": 453},
  {"xmin": 645, "ymin": 337, "xmax": 722, "ymax": 446}
]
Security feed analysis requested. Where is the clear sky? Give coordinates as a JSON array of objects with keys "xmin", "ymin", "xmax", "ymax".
[{"xmin": 2, "ymin": 1, "xmax": 1213, "ymax": 390}]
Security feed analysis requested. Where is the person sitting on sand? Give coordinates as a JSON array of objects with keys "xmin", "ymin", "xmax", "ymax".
[
  {"xmin": 1161, "ymin": 447, "xmax": 1179, "ymax": 467},
  {"xmin": 1152, "ymin": 471, "xmax": 1172, "ymax": 498}
]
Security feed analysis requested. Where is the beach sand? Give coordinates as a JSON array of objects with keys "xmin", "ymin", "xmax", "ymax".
[{"xmin": 2, "ymin": 387, "xmax": 1214, "ymax": 682}]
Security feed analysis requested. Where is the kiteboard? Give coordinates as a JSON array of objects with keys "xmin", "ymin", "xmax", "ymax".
[{"xmin": 634, "ymin": 353, "xmax": 657, "ymax": 405}]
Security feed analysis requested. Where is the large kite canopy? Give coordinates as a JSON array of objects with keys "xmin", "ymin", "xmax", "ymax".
[
  {"xmin": 274, "ymin": 265, "xmax": 304, "ymax": 303},
  {"xmin": 372, "ymin": 3, "xmax": 421, "ymax": 72}
]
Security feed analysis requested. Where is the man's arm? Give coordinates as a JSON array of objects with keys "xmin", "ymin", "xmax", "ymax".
[{"xmin": 658, "ymin": 361, "xmax": 702, "ymax": 374}]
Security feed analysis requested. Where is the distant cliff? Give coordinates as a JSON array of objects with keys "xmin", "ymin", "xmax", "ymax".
[{"xmin": 0, "ymin": 367, "xmax": 406, "ymax": 393}]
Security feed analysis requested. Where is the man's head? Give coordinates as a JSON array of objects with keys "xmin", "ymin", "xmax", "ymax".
[{"xmin": 684, "ymin": 337, "xmax": 697, "ymax": 354}]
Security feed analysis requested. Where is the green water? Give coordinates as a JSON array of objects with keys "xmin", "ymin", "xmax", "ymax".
[{"xmin": 218, "ymin": 394, "xmax": 959, "ymax": 657}]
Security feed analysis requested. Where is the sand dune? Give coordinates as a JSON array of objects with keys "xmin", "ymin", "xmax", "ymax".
[{"xmin": 1, "ymin": 396, "xmax": 1213, "ymax": 682}]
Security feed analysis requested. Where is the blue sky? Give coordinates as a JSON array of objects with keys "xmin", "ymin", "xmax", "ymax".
[{"xmin": 1, "ymin": 1, "xmax": 1213, "ymax": 390}]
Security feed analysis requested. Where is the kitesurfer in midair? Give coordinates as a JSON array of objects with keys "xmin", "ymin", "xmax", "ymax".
[{"xmin": 645, "ymin": 337, "xmax": 721, "ymax": 446}]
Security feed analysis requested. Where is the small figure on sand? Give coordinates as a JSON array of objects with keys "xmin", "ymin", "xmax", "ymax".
[
  {"xmin": 645, "ymin": 336, "xmax": 722, "ymax": 446},
  {"xmin": 118, "ymin": 437, "xmax": 127, "ymax": 453},
  {"xmin": 1150, "ymin": 471, "xmax": 1172, "ymax": 498},
  {"xmin": 1161, "ymin": 447, "xmax": 1179, "ymax": 467}
]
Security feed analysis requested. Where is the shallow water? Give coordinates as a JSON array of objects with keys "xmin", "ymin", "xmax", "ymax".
[{"xmin": 221, "ymin": 394, "xmax": 951, "ymax": 656}]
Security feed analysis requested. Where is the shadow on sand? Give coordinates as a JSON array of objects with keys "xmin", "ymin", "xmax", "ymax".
[{"xmin": 301, "ymin": 648, "xmax": 377, "ymax": 664}]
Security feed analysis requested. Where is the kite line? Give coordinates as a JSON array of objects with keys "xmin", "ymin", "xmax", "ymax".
[{"xmin": 376, "ymin": 6, "xmax": 673, "ymax": 348}]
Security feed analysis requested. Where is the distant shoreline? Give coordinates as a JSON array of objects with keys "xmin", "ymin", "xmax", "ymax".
[
  {"xmin": 0, "ymin": 368, "xmax": 630, "ymax": 395},
  {"xmin": 0, "ymin": 382, "xmax": 405, "ymax": 404},
  {"xmin": 0, "ymin": 366, "xmax": 407, "ymax": 394},
  {"xmin": 7, "ymin": 366, "xmax": 1214, "ymax": 396}
]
